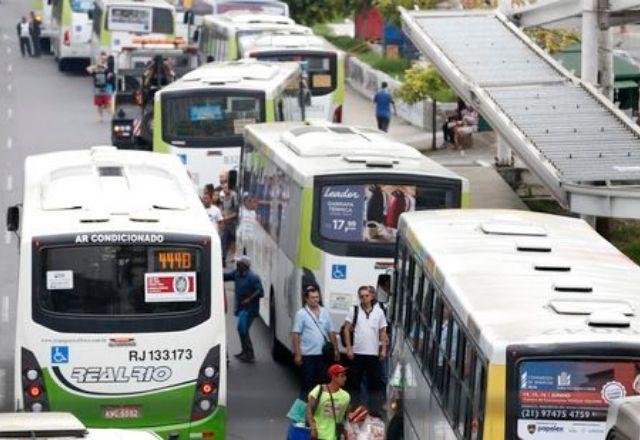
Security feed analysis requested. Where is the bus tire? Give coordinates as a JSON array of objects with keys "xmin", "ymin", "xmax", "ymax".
[
  {"xmin": 270, "ymin": 291, "xmax": 288, "ymax": 364},
  {"xmin": 58, "ymin": 59, "xmax": 66, "ymax": 72},
  {"xmin": 386, "ymin": 413, "xmax": 403, "ymax": 440}
]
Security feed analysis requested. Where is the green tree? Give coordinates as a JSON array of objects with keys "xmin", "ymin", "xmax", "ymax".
[
  {"xmin": 372, "ymin": 0, "xmax": 438, "ymax": 27},
  {"xmin": 289, "ymin": 0, "xmax": 359, "ymax": 26},
  {"xmin": 525, "ymin": 27, "xmax": 580, "ymax": 54},
  {"xmin": 395, "ymin": 63, "xmax": 456, "ymax": 149}
]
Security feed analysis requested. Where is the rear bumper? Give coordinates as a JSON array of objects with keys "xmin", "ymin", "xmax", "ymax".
[{"xmin": 151, "ymin": 406, "xmax": 227, "ymax": 440}]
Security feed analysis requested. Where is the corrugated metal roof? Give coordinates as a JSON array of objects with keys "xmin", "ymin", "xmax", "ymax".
[{"xmin": 407, "ymin": 12, "xmax": 640, "ymax": 183}]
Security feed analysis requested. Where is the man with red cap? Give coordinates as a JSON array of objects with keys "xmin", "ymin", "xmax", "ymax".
[{"xmin": 306, "ymin": 364, "xmax": 351, "ymax": 440}]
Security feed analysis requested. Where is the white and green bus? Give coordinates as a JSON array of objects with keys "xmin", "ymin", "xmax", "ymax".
[
  {"xmin": 388, "ymin": 209, "xmax": 640, "ymax": 440},
  {"xmin": 7, "ymin": 146, "xmax": 226, "ymax": 439},
  {"xmin": 237, "ymin": 122, "xmax": 469, "ymax": 361},
  {"xmin": 197, "ymin": 13, "xmax": 311, "ymax": 63},
  {"xmin": 91, "ymin": 0, "xmax": 176, "ymax": 62},
  {"xmin": 153, "ymin": 59, "xmax": 307, "ymax": 188},
  {"xmin": 50, "ymin": 0, "xmax": 95, "ymax": 71},
  {"xmin": 240, "ymin": 33, "xmax": 345, "ymax": 122}
]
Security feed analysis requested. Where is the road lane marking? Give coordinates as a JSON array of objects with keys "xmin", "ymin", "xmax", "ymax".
[
  {"xmin": 1, "ymin": 296, "xmax": 8, "ymax": 323},
  {"xmin": 5, "ymin": 47, "xmax": 11, "ymax": 55},
  {"xmin": 4, "ymin": 231, "xmax": 10, "ymax": 245},
  {"xmin": 2, "ymin": 33, "xmax": 8, "ymax": 41},
  {"xmin": 6, "ymin": 176, "xmax": 12, "ymax": 191},
  {"xmin": 6, "ymin": 84, "xmax": 12, "ymax": 93},
  {"xmin": 6, "ymin": 137, "xmax": 12, "ymax": 150},
  {"xmin": 6, "ymin": 108, "xmax": 12, "ymax": 120},
  {"xmin": 7, "ymin": 65, "xmax": 12, "ymax": 73}
]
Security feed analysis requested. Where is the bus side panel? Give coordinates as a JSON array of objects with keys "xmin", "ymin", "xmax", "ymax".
[
  {"xmin": 265, "ymin": 98, "xmax": 275, "ymax": 122},
  {"xmin": 461, "ymin": 190, "xmax": 471, "ymax": 209},
  {"xmin": 296, "ymin": 188, "xmax": 321, "ymax": 271},
  {"xmin": 483, "ymin": 363, "xmax": 506, "ymax": 439}
]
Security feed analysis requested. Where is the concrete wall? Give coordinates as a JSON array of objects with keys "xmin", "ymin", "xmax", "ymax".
[{"xmin": 346, "ymin": 55, "xmax": 456, "ymax": 131}]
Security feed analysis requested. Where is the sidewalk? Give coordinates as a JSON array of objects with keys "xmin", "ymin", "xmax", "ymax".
[{"xmin": 343, "ymin": 85, "xmax": 528, "ymax": 210}]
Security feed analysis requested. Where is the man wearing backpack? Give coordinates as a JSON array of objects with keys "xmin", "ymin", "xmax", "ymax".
[
  {"xmin": 306, "ymin": 364, "xmax": 350, "ymax": 440},
  {"xmin": 86, "ymin": 52, "xmax": 110, "ymax": 122},
  {"xmin": 342, "ymin": 285, "xmax": 388, "ymax": 417}
]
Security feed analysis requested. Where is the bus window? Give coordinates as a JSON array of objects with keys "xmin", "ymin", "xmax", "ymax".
[
  {"xmin": 162, "ymin": 92, "xmax": 264, "ymax": 145},
  {"xmin": 71, "ymin": 0, "xmax": 94, "ymax": 12},
  {"xmin": 402, "ymin": 259, "xmax": 414, "ymax": 335},
  {"xmin": 152, "ymin": 8, "xmax": 175, "ymax": 34},
  {"xmin": 409, "ymin": 269, "xmax": 423, "ymax": 352},
  {"xmin": 35, "ymin": 243, "xmax": 209, "ymax": 332}
]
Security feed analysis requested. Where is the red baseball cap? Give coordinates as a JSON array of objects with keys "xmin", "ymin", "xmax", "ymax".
[{"xmin": 327, "ymin": 364, "xmax": 348, "ymax": 377}]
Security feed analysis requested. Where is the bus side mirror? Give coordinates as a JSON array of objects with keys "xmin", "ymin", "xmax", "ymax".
[
  {"xmin": 6, "ymin": 206, "xmax": 19, "ymax": 232},
  {"xmin": 184, "ymin": 10, "xmax": 195, "ymax": 25},
  {"xmin": 304, "ymin": 89, "xmax": 312, "ymax": 107},
  {"xmin": 193, "ymin": 28, "xmax": 200, "ymax": 43},
  {"xmin": 87, "ymin": 9, "xmax": 93, "ymax": 20}
]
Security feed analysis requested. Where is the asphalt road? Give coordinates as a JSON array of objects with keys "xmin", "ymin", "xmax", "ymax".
[{"xmin": 0, "ymin": 1, "xmax": 300, "ymax": 437}]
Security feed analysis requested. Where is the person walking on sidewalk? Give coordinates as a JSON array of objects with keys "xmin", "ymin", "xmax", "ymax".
[
  {"xmin": 342, "ymin": 285, "xmax": 388, "ymax": 416},
  {"xmin": 373, "ymin": 82, "xmax": 397, "ymax": 133},
  {"xmin": 224, "ymin": 256, "xmax": 263, "ymax": 362},
  {"xmin": 16, "ymin": 17, "xmax": 31, "ymax": 57},
  {"xmin": 292, "ymin": 285, "xmax": 340, "ymax": 399},
  {"xmin": 306, "ymin": 364, "xmax": 350, "ymax": 440}
]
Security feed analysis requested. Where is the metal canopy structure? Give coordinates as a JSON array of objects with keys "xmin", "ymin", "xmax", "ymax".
[{"xmin": 401, "ymin": 9, "xmax": 640, "ymax": 219}]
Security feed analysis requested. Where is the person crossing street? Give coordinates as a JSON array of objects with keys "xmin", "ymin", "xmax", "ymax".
[{"xmin": 224, "ymin": 256, "xmax": 263, "ymax": 363}]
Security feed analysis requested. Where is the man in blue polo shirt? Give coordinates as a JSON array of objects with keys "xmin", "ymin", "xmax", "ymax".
[
  {"xmin": 224, "ymin": 256, "xmax": 263, "ymax": 363},
  {"xmin": 292, "ymin": 285, "xmax": 339, "ymax": 399},
  {"xmin": 373, "ymin": 81, "xmax": 397, "ymax": 132}
]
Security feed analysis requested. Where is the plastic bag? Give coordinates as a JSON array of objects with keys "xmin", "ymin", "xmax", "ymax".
[
  {"xmin": 286, "ymin": 398, "xmax": 308, "ymax": 424},
  {"xmin": 343, "ymin": 416, "xmax": 385, "ymax": 440}
]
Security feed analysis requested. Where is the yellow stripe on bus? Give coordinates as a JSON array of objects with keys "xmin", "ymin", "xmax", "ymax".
[{"xmin": 483, "ymin": 363, "xmax": 506, "ymax": 439}]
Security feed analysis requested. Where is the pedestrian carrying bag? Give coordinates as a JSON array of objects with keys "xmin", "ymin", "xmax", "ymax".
[
  {"xmin": 339, "ymin": 305, "xmax": 359, "ymax": 347},
  {"xmin": 305, "ymin": 308, "xmax": 334, "ymax": 362}
]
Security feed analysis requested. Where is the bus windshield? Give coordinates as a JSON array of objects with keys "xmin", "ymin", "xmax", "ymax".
[
  {"xmin": 253, "ymin": 52, "xmax": 336, "ymax": 95},
  {"xmin": 515, "ymin": 358, "xmax": 640, "ymax": 439},
  {"xmin": 37, "ymin": 245, "xmax": 204, "ymax": 317},
  {"xmin": 107, "ymin": 7, "xmax": 174, "ymax": 34},
  {"xmin": 162, "ymin": 92, "xmax": 264, "ymax": 146},
  {"xmin": 71, "ymin": 0, "xmax": 94, "ymax": 13},
  {"xmin": 314, "ymin": 177, "xmax": 460, "ymax": 256}
]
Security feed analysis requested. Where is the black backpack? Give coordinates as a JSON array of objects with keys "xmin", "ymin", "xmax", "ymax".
[{"xmin": 339, "ymin": 305, "xmax": 359, "ymax": 347}]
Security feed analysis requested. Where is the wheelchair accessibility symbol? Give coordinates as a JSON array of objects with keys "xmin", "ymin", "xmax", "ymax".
[
  {"xmin": 51, "ymin": 346, "xmax": 69, "ymax": 364},
  {"xmin": 331, "ymin": 264, "xmax": 347, "ymax": 280}
]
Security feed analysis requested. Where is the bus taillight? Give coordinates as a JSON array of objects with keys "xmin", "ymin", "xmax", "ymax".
[
  {"xmin": 332, "ymin": 105, "xmax": 343, "ymax": 123},
  {"xmin": 21, "ymin": 348, "xmax": 49, "ymax": 412},
  {"xmin": 63, "ymin": 30, "xmax": 71, "ymax": 46},
  {"xmin": 190, "ymin": 345, "xmax": 221, "ymax": 421}
]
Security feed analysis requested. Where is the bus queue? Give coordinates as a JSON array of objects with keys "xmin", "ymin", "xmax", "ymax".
[{"xmin": 9, "ymin": 1, "xmax": 640, "ymax": 440}]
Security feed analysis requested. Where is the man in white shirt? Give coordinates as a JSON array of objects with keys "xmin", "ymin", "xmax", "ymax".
[
  {"xmin": 16, "ymin": 17, "xmax": 32, "ymax": 57},
  {"xmin": 202, "ymin": 192, "xmax": 223, "ymax": 233},
  {"xmin": 342, "ymin": 285, "xmax": 388, "ymax": 416}
]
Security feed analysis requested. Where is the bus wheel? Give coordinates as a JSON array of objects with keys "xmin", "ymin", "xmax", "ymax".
[
  {"xmin": 270, "ymin": 292, "xmax": 288, "ymax": 363},
  {"xmin": 386, "ymin": 413, "xmax": 403, "ymax": 440},
  {"xmin": 58, "ymin": 59, "xmax": 66, "ymax": 72}
]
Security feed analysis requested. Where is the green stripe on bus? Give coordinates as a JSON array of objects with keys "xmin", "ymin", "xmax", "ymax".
[
  {"xmin": 41, "ymin": 368, "xmax": 225, "ymax": 438},
  {"xmin": 297, "ymin": 187, "xmax": 320, "ymax": 270},
  {"xmin": 62, "ymin": 1, "xmax": 72, "ymax": 27},
  {"xmin": 153, "ymin": 100, "xmax": 169, "ymax": 153},
  {"xmin": 34, "ymin": 0, "xmax": 43, "ymax": 10},
  {"xmin": 333, "ymin": 58, "xmax": 345, "ymax": 105},
  {"xmin": 461, "ymin": 191, "xmax": 471, "ymax": 208},
  {"xmin": 265, "ymin": 98, "xmax": 275, "ymax": 122},
  {"xmin": 229, "ymin": 37, "xmax": 238, "ymax": 61}
]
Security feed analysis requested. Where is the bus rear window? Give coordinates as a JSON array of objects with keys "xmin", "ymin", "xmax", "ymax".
[
  {"xmin": 318, "ymin": 183, "xmax": 452, "ymax": 245},
  {"xmin": 107, "ymin": 7, "xmax": 173, "ymax": 34},
  {"xmin": 515, "ymin": 359, "xmax": 640, "ymax": 439},
  {"xmin": 218, "ymin": 1, "xmax": 287, "ymax": 15},
  {"xmin": 38, "ymin": 245, "xmax": 204, "ymax": 316},
  {"xmin": 70, "ymin": 0, "xmax": 94, "ymax": 13},
  {"xmin": 162, "ymin": 92, "xmax": 264, "ymax": 145},
  {"xmin": 254, "ymin": 53, "xmax": 336, "ymax": 95}
]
